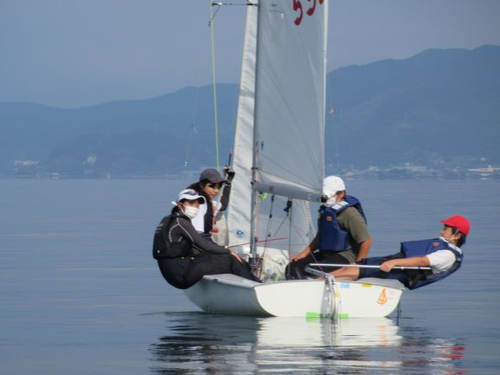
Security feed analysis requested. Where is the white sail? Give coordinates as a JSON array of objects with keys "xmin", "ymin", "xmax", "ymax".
[
  {"xmin": 226, "ymin": 3, "xmax": 258, "ymax": 247},
  {"xmin": 288, "ymin": 199, "xmax": 315, "ymax": 255},
  {"xmin": 227, "ymin": 1, "xmax": 324, "ymax": 249},
  {"xmin": 253, "ymin": 0, "xmax": 327, "ymax": 202}
]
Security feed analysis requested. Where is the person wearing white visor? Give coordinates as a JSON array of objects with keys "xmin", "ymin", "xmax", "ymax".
[
  {"xmin": 287, "ymin": 176, "xmax": 372, "ymax": 279},
  {"xmin": 153, "ymin": 189, "xmax": 258, "ymax": 289}
]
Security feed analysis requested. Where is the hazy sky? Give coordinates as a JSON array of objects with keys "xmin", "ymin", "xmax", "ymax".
[{"xmin": 1, "ymin": 0, "xmax": 499, "ymax": 108}]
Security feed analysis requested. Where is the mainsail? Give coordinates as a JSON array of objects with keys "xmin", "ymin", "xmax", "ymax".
[
  {"xmin": 227, "ymin": 0, "xmax": 327, "ymax": 250},
  {"xmin": 253, "ymin": 0, "xmax": 327, "ymax": 202}
]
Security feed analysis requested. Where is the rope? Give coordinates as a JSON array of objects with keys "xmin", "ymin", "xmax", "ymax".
[
  {"xmin": 208, "ymin": 1, "xmax": 257, "ymax": 168},
  {"xmin": 209, "ymin": 1, "xmax": 220, "ymax": 168}
]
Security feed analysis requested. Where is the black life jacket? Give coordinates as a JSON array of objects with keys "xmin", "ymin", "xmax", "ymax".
[{"xmin": 152, "ymin": 215, "xmax": 190, "ymax": 259}]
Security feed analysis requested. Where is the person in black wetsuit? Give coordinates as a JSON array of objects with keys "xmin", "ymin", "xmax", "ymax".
[{"xmin": 153, "ymin": 188, "xmax": 258, "ymax": 289}]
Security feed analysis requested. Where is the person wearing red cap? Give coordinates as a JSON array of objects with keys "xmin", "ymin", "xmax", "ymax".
[{"xmin": 329, "ymin": 215, "xmax": 470, "ymax": 290}]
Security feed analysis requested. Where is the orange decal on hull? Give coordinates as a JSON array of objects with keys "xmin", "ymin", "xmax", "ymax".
[{"xmin": 377, "ymin": 288, "xmax": 388, "ymax": 305}]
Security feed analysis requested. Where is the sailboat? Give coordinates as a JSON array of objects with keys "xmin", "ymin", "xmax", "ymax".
[{"xmin": 184, "ymin": 0, "xmax": 404, "ymax": 318}]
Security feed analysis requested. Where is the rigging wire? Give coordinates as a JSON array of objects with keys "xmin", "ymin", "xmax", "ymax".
[
  {"xmin": 329, "ymin": 106, "xmax": 341, "ymax": 171},
  {"xmin": 183, "ymin": 88, "xmax": 200, "ymax": 169},
  {"xmin": 208, "ymin": 1, "xmax": 256, "ymax": 168},
  {"xmin": 209, "ymin": 1, "xmax": 220, "ymax": 168},
  {"xmin": 286, "ymin": 199, "xmax": 294, "ymax": 260}
]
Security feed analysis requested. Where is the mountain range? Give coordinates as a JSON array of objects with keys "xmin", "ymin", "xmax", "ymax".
[{"xmin": 1, "ymin": 44, "xmax": 499, "ymax": 177}]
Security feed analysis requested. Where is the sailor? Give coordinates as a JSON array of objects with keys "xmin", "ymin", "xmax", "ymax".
[
  {"xmin": 330, "ymin": 215, "xmax": 470, "ymax": 289},
  {"xmin": 153, "ymin": 188, "xmax": 258, "ymax": 289},
  {"xmin": 286, "ymin": 176, "xmax": 372, "ymax": 279},
  {"xmin": 187, "ymin": 168, "xmax": 235, "ymax": 243}
]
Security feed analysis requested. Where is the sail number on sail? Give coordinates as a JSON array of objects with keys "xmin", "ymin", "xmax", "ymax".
[{"xmin": 292, "ymin": 0, "xmax": 324, "ymax": 26}]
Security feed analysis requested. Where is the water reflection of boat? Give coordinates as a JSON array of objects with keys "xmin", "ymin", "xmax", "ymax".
[
  {"xmin": 257, "ymin": 317, "xmax": 401, "ymax": 348},
  {"xmin": 150, "ymin": 313, "xmax": 403, "ymax": 374},
  {"xmin": 150, "ymin": 312, "xmax": 467, "ymax": 374}
]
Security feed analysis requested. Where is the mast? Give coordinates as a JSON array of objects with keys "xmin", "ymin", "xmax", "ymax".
[{"xmin": 249, "ymin": 0, "xmax": 261, "ymax": 265}]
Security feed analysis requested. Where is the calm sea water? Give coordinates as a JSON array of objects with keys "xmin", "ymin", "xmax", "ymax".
[{"xmin": 1, "ymin": 178, "xmax": 499, "ymax": 374}]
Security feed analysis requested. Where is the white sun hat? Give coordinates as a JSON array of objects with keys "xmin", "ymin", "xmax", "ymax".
[
  {"xmin": 323, "ymin": 176, "xmax": 346, "ymax": 197},
  {"xmin": 172, "ymin": 189, "xmax": 206, "ymax": 205}
]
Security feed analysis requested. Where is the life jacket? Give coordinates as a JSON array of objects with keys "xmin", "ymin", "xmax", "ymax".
[
  {"xmin": 203, "ymin": 193, "xmax": 215, "ymax": 234},
  {"xmin": 400, "ymin": 238, "xmax": 463, "ymax": 290},
  {"xmin": 318, "ymin": 195, "xmax": 367, "ymax": 252},
  {"xmin": 196, "ymin": 191, "xmax": 216, "ymax": 236},
  {"xmin": 152, "ymin": 214, "xmax": 191, "ymax": 259}
]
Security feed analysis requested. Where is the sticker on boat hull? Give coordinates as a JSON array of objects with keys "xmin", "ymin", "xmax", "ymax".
[{"xmin": 377, "ymin": 288, "xmax": 388, "ymax": 305}]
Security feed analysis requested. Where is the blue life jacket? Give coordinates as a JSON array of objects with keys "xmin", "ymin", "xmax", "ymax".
[
  {"xmin": 318, "ymin": 195, "xmax": 367, "ymax": 252},
  {"xmin": 400, "ymin": 238, "xmax": 463, "ymax": 290}
]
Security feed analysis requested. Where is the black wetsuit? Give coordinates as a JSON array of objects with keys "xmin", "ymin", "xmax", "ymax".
[{"xmin": 153, "ymin": 211, "xmax": 257, "ymax": 289}]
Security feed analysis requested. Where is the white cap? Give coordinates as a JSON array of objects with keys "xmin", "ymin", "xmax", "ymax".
[
  {"xmin": 175, "ymin": 189, "xmax": 205, "ymax": 204},
  {"xmin": 323, "ymin": 176, "xmax": 346, "ymax": 197}
]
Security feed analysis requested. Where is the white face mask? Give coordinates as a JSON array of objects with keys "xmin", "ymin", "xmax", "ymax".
[
  {"xmin": 325, "ymin": 195, "xmax": 338, "ymax": 207},
  {"xmin": 182, "ymin": 205, "xmax": 199, "ymax": 219}
]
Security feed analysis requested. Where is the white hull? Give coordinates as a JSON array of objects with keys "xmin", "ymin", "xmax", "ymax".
[{"xmin": 184, "ymin": 274, "xmax": 404, "ymax": 318}]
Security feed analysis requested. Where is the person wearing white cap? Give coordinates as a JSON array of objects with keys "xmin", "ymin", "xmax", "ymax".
[
  {"xmin": 287, "ymin": 175, "xmax": 372, "ymax": 279},
  {"xmin": 152, "ymin": 188, "xmax": 258, "ymax": 289},
  {"xmin": 330, "ymin": 215, "xmax": 470, "ymax": 290}
]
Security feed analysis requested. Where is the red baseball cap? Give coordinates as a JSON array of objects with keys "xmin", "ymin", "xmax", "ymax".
[{"xmin": 441, "ymin": 215, "xmax": 470, "ymax": 235}]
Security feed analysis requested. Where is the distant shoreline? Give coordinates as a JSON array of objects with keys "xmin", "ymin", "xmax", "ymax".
[{"xmin": 2, "ymin": 171, "xmax": 498, "ymax": 181}]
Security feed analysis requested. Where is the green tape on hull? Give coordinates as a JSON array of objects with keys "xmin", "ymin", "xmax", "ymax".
[
  {"xmin": 305, "ymin": 312, "xmax": 350, "ymax": 319},
  {"xmin": 305, "ymin": 312, "xmax": 322, "ymax": 319}
]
